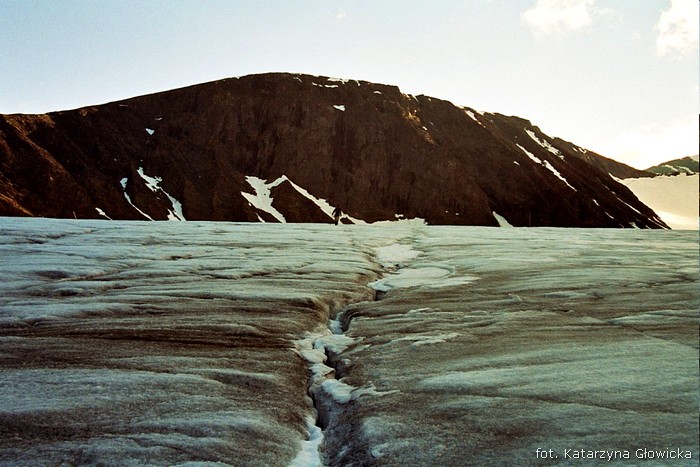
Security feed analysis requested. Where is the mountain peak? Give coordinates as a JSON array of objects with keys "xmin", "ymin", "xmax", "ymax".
[{"xmin": 0, "ymin": 73, "xmax": 667, "ymax": 228}]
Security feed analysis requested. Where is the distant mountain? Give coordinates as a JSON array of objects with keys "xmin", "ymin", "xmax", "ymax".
[
  {"xmin": 0, "ymin": 73, "xmax": 667, "ymax": 228},
  {"xmin": 645, "ymin": 156, "xmax": 699, "ymax": 175}
]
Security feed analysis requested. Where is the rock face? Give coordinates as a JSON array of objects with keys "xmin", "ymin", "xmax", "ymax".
[{"xmin": 0, "ymin": 72, "xmax": 666, "ymax": 227}]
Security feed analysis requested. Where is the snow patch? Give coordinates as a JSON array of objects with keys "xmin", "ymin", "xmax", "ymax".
[
  {"xmin": 241, "ymin": 176, "xmax": 288, "ymax": 223},
  {"xmin": 327, "ymin": 77, "xmax": 349, "ymax": 84},
  {"xmin": 373, "ymin": 243, "xmax": 421, "ymax": 269},
  {"xmin": 287, "ymin": 415, "xmax": 323, "ymax": 467},
  {"xmin": 321, "ymin": 380, "xmax": 398, "ymax": 404},
  {"xmin": 315, "ymin": 333, "xmax": 362, "ymax": 356},
  {"xmin": 464, "ymin": 108, "xmax": 484, "ymax": 126},
  {"xmin": 394, "ymin": 332, "xmax": 461, "ymax": 346},
  {"xmin": 370, "ymin": 265, "xmax": 478, "ymax": 291},
  {"xmin": 370, "ymin": 218, "xmax": 427, "ymax": 227},
  {"xmin": 610, "ymin": 310, "xmax": 698, "ymax": 326},
  {"xmin": 406, "ymin": 307, "xmax": 434, "ymax": 315},
  {"xmin": 370, "ymin": 240, "xmax": 479, "ymax": 291},
  {"xmin": 333, "ymin": 105, "xmax": 346, "ymax": 111},
  {"xmin": 136, "ymin": 167, "xmax": 186, "ymax": 220},
  {"xmin": 492, "ymin": 212, "xmax": 513, "ymax": 227},
  {"xmin": 525, "ymin": 129, "xmax": 563, "ymax": 159},
  {"xmin": 145, "ymin": 128, "xmax": 155, "ymax": 136},
  {"xmin": 327, "ymin": 77, "xmax": 360, "ymax": 86},
  {"xmin": 95, "ymin": 208, "xmax": 112, "ymax": 220}
]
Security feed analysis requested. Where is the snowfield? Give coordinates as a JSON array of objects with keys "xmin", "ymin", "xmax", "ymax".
[
  {"xmin": 623, "ymin": 173, "xmax": 699, "ymax": 230},
  {"xmin": 0, "ymin": 218, "xmax": 697, "ymax": 466}
]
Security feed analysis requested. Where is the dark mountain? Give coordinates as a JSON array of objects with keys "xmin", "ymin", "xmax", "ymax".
[
  {"xmin": 645, "ymin": 156, "xmax": 699, "ymax": 175},
  {"xmin": 0, "ymin": 72, "xmax": 667, "ymax": 228}
]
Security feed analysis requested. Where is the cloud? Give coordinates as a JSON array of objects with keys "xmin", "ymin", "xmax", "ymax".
[
  {"xmin": 521, "ymin": 0, "xmax": 619, "ymax": 36},
  {"xmin": 655, "ymin": 0, "xmax": 699, "ymax": 57},
  {"xmin": 600, "ymin": 115, "xmax": 699, "ymax": 169},
  {"xmin": 522, "ymin": 0, "xmax": 596, "ymax": 35}
]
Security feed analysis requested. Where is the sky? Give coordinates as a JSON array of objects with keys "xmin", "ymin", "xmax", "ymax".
[{"xmin": 0, "ymin": 0, "xmax": 697, "ymax": 169}]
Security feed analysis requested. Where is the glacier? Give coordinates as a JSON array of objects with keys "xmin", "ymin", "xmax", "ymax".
[{"xmin": 0, "ymin": 217, "xmax": 697, "ymax": 466}]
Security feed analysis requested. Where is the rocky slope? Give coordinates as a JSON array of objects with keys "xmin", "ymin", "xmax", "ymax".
[{"xmin": 0, "ymin": 72, "xmax": 666, "ymax": 227}]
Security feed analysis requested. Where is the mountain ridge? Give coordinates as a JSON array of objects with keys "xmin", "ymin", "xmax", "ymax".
[
  {"xmin": 645, "ymin": 155, "xmax": 699, "ymax": 175},
  {"xmin": 0, "ymin": 72, "xmax": 666, "ymax": 228}
]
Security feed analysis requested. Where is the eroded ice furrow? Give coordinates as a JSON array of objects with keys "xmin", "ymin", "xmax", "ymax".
[
  {"xmin": 292, "ymin": 312, "xmax": 398, "ymax": 466},
  {"xmin": 290, "ymin": 240, "xmax": 421, "ymax": 465},
  {"xmin": 295, "ymin": 234, "xmax": 488, "ymax": 465}
]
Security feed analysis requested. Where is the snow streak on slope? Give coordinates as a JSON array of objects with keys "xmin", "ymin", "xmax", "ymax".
[
  {"xmin": 136, "ymin": 167, "xmax": 186, "ymax": 220},
  {"xmin": 119, "ymin": 177, "xmax": 153, "ymax": 220},
  {"xmin": 462, "ymin": 108, "xmax": 485, "ymax": 126},
  {"xmin": 242, "ymin": 175, "xmax": 367, "ymax": 224},
  {"xmin": 281, "ymin": 176, "xmax": 366, "ymax": 224},
  {"xmin": 118, "ymin": 170, "xmax": 186, "ymax": 221},
  {"xmin": 95, "ymin": 207, "xmax": 112, "ymax": 220},
  {"xmin": 286, "ymin": 180, "xmax": 331, "ymax": 216},
  {"xmin": 516, "ymin": 144, "xmax": 577, "ymax": 191},
  {"xmin": 525, "ymin": 129, "xmax": 563, "ymax": 159}
]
